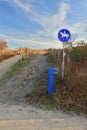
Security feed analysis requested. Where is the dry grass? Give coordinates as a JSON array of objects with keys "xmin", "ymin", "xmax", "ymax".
[
  {"xmin": 0, "ymin": 47, "xmax": 48, "ymax": 62},
  {"xmin": 48, "ymin": 47, "xmax": 87, "ymax": 114},
  {"xmin": 25, "ymin": 55, "xmax": 87, "ymax": 115},
  {"xmin": 54, "ymin": 61, "xmax": 87, "ymax": 114},
  {"xmin": 0, "ymin": 53, "xmax": 16, "ymax": 62}
]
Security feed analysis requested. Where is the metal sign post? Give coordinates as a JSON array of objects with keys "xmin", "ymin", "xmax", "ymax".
[
  {"xmin": 62, "ymin": 43, "xmax": 65, "ymax": 78},
  {"xmin": 58, "ymin": 29, "xmax": 71, "ymax": 78}
]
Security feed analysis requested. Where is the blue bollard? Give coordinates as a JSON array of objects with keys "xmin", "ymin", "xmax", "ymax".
[{"xmin": 48, "ymin": 68, "xmax": 55, "ymax": 94}]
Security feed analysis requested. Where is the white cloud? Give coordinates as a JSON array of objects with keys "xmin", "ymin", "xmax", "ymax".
[
  {"xmin": 30, "ymin": 2, "xmax": 71, "ymax": 32},
  {"xmin": 3, "ymin": 0, "xmax": 71, "ymax": 46},
  {"xmin": 3, "ymin": 0, "xmax": 87, "ymax": 48},
  {"xmin": 58, "ymin": 2, "xmax": 70, "ymax": 23},
  {"xmin": 70, "ymin": 22, "xmax": 86, "ymax": 34},
  {"xmin": 11, "ymin": 0, "xmax": 31, "ymax": 12},
  {"xmin": 6, "ymin": 37, "xmax": 62, "ymax": 49},
  {"xmin": 11, "ymin": 0, "xmax": 71, "ymax": 32}
]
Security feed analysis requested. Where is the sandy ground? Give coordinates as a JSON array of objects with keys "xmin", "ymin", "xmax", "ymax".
[
  {"xmin": 0, "ymin": 54, "xmax": 87, "ymax": 130},
  {"xmin": 0, "ymin": 55, "xmax": 21, "ymax": 78}
]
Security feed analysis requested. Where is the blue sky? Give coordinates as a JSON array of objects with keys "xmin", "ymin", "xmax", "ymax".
[{"xmin": 0, "ymin": 0, "xmax": 87, "ymax": 49}]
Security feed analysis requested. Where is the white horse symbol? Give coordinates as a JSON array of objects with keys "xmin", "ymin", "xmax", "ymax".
[{"xmin": 60, "ymin": 31, "xmax": 69, "ymax": 38}]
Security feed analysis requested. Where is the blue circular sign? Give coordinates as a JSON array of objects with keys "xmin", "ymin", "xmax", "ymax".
[{"xmin": 58, "ymin": 29, "xmax": 71, "ymax": 42}]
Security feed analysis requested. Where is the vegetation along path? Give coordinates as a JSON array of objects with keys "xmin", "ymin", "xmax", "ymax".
[
  {"xmin": 0, "ymin": 54, "xmax": 87, "ymax": 130},
  {"xmin": 0, "ymin": 55, "xmax": 21, "ymax": 79}
]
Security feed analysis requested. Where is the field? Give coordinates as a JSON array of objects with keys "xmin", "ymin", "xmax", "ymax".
[
  {"xmin": 0, "ymin": 39, "xmax": 87, "ymax": 115},
  {"xmin": 46, "ymin": 46, "xmax": 87, "ymax": 114}
]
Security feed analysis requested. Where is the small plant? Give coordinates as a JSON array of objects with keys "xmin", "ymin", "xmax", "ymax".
[
  {"xmin": 1, "ymin": 56, "xmax": 34, "ymax": 80},
  {"xmin": 40, "ymin": 104, "xmax": 57, "ymax": 111}
]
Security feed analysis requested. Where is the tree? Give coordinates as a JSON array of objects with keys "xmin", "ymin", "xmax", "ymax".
[
  {"xmin": 0, "ymin": 39, "xmax": 7, "ymax": 50},
  {"xmin": 77, "ymin": 40, "xmax": 86, "ymax": 46},
  {"xmin": 65, "ymin": 34, "xmax": 78, "ymax": 48}
]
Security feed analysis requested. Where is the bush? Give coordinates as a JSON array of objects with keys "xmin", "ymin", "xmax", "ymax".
[
  {"xmin": 70, "ymin": 46, "xmax": 87, "ymax": 62},
  {"xmin": 0, "ymin": 54, "xmax": 15, "ymax": 62},
  {"xmin": 54, "ymin": 61, "xmax": 87, "ymax": 114}
]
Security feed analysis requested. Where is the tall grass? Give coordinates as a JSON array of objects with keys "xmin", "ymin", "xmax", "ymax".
[
  {"xmin": 0, "ymin": 53, "xmax": 16, "ymax": 62},
  {"xmin": 48, "ymin": 46, "xmax": 87, "ymax": 114},
  {"xmin": 54, "ymin": 61, "xmax": 87, "ymax": 114}
]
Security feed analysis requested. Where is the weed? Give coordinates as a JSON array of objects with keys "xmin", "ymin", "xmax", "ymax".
[
  {"xmin": 1, "ymin": 56, "xmax": 34, "ymax": 80},
  {"xmin": 39, "ymin": 104, "xmax": 57, "ymax": 111}
]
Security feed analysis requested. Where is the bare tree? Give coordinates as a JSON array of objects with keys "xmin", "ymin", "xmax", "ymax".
[
  {"xmin": 65, "ymin": 34, "xmax": 78, "ymax": 48},
  {"xmin": 0, "ymin": 39, "xmax": 7, "ymax": 50}
]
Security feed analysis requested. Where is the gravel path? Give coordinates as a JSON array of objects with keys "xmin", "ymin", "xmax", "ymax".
[
  {"xmin": 0, "ymin": 55, "xmax": 21, "ymax": 79},
  {"xmin": 0, "ymin": 54, "xmax": 87, "ymax": 130}
]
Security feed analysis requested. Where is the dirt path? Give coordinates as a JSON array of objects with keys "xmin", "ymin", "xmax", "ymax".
[
  {"xmin": 0, "ymin": 54, "xmax": 87, "ymax": 130},
  {"xmin": 0, "ymin": 55, "xmax": 21, "ymax": 78}
]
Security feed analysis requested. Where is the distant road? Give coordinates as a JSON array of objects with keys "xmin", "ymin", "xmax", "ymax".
[{"xmin": 0, "ymin": 55, "xmax": 21, "ymax": 79}]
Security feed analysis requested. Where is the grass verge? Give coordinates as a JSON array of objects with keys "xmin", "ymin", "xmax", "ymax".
[
  {"xmin": 1, "ymin": 55, "xmax": 35, "ymax": 80},
  {"xmin": 25, "ymin": 54, "xmax": 87, "ymax": 115}
]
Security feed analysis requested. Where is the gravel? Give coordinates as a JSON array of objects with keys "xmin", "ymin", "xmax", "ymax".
[
  {"xmin": 0, "ymin": 55, "xmax": 21, "ymax": 78},
  {"xmin": 0, "ymin": 54, "xmax": 87, "ymax": 130}
]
